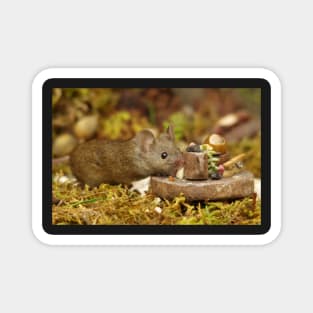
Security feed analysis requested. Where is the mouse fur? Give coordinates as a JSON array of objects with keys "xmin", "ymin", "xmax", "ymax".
[{"xmin": 70, "ymin": 125, "xmax": 183, "ymax": 187}]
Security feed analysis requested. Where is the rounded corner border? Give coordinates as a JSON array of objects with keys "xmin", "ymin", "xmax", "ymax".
[{"xmin": 32, "ymin": 67, "xmax": 282, "ymax": 246}]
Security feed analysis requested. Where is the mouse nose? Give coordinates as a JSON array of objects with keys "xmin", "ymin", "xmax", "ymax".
[{"xmin": 175, "ymin": 157, "xmax": 184, "ymax": 168}]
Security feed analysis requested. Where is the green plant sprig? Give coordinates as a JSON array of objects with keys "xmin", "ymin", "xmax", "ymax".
[{"xmin": 200, "ymin": 145, "xmax": 219, "ymax": 175}]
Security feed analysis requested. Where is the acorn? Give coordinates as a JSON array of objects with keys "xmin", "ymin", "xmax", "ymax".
[
  {"xmin": 73, "ymin": 115, "xmax": 99, "ymax": 140},
  {"xmin": 53, "ymin": 133, "xmax": 77, "ymax": 157},
  {"xmin": 203, "ymin": 134, "xmax": 227, "ymax": 154}
]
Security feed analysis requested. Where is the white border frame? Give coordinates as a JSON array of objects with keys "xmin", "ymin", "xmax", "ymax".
[{"xmin": 32, "ymin": 68, "xmax": 281, "ymax": 245}]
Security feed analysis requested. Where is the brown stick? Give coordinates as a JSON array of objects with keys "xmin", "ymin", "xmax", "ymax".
[{"xmin": 223, "ymin": 153, "xmax": 246, "ymax": 169}]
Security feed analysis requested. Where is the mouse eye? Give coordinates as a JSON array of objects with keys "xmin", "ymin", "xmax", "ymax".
[{"xmin": 161, "ymin": 152, "xmax": 168, "ymax": 159}]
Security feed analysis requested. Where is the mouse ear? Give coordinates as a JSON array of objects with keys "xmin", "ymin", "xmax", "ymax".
[
  {"xmin": 136, "ymin": 129, "xmax": 156, "ymax": 152},
  {"xmin": 166, "ymin": 123, "xmax": 175, "ymax": 141}
]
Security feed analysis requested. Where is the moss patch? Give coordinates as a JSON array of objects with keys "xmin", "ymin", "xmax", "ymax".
[{"xmin": 53, "ymin": 173, "xmax": 260, "ymax": 225}]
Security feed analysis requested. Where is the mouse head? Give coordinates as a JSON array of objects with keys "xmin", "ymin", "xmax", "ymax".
[{"xmin": 135, "ymin": 124, "xmax": 184, "ymax": 176}]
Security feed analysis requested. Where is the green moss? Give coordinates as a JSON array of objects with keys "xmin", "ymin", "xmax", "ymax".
[{"xmin": 52, "ymin": 172, "xmax": 260, "ymax": 225}]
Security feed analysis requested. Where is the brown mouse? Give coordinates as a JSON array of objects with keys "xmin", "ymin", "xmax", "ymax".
[{"xmin": 70, "ymin": 125, "xmax": 184, "ymax": 187}]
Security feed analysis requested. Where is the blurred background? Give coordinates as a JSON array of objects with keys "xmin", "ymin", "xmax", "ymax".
[{"xmin": 52, "ymin": 87, "xmax": 261, "ymax": 177}]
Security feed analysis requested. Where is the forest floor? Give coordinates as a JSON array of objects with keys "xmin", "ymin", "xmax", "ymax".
[
  {"xmin": 52, "ymin": 136, "xmax": 261, "ymax": 226},
  {"xmin": 52, "ymin": 171, "xmax": 261, "ymax": 226}
]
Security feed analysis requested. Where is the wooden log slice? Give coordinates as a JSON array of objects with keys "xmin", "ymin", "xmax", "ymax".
[{"xmin": 151, "ymin": 170, "xmax": 254, "ymax": 201}]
